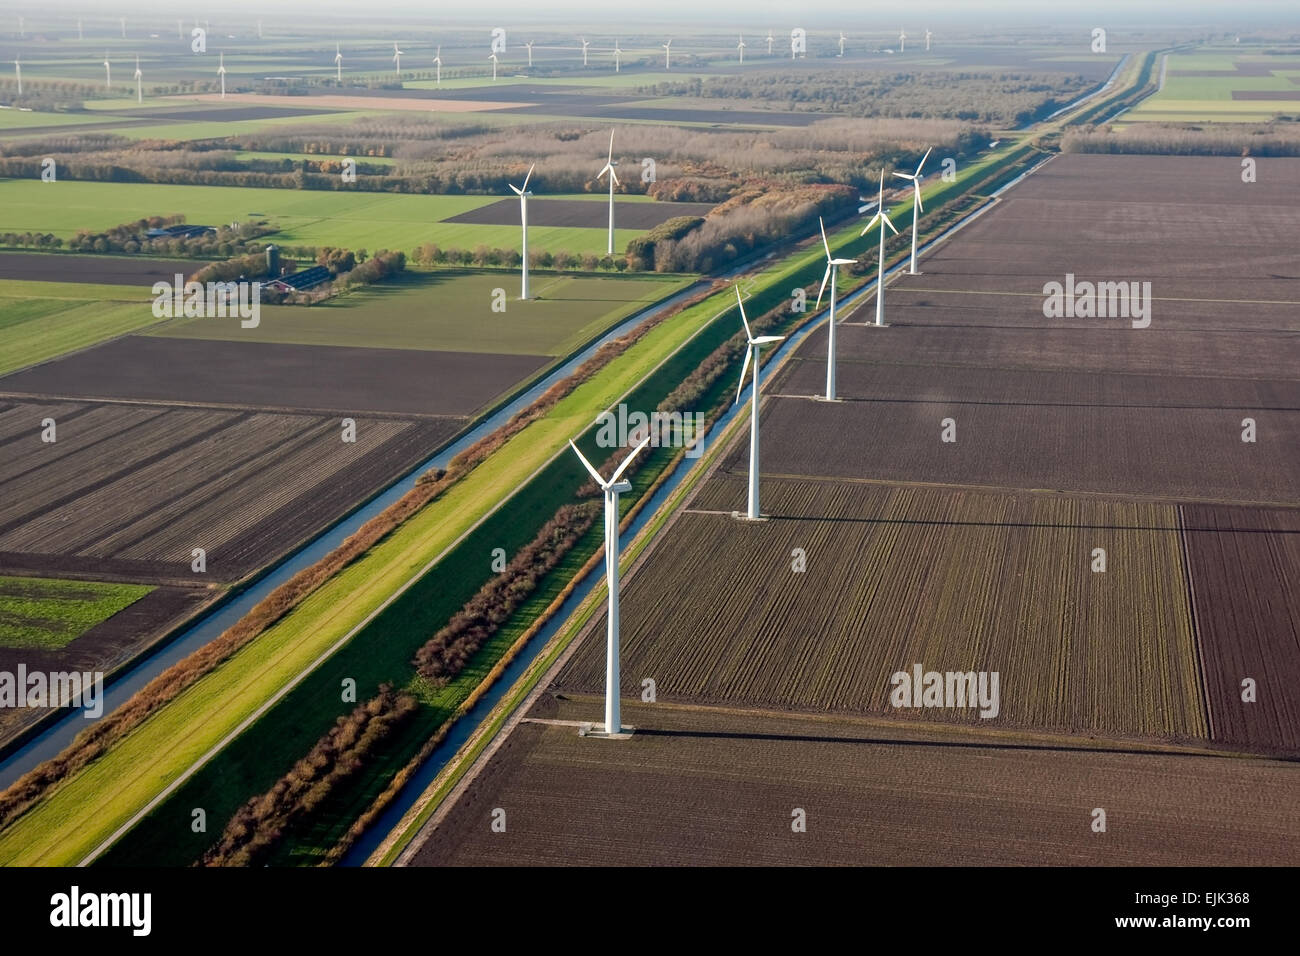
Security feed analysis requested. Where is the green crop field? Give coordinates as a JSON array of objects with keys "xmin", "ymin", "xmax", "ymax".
[
  {"xmin": 0, "ymin": 282, "xmax": 159, "ymax": 375},
  {"xmin": 0, "ymin": 179, "xmax": 650, "ymax": 253},
  {"xmin": 149, "ymin": 270, "xmax": 692, "ymax": 356},
  {"xmin": 0, "ymin": 577, "xmax": 153, "ymax": 650},
  {"xmin": 0, "ymin": 109, "xmax": 126, "ymax": 131},
  {"xmin": 1127, "ymin": 52, "xmax": 1300, "ymax": 122}
]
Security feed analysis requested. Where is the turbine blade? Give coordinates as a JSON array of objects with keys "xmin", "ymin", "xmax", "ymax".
[
  {"xmin": 735, "ymin": 346, "xmax": 752, "ymax": 405},
  {"xmin": 568, "ymin": 440, "xmax": 605, "ymax": 487},
  {"xmin": 892, "ymin": 172, "xmax": 914, "ymax": 180},
  {"xmin": 861, "ymin": 213, "xmax": 881, "ymax": 236},
  {"xmin": 509, "ymin": 184, "xmax": 523, "ymax": 195},
  {"xmin": 914, "ymin": 182, "xmax": 924, "ymax": 213},
  {"xmin": 753, "ymin": 335, "xmax": 785, "ymax": 345},
  {"xmin": 609, "ymin": 435, "xmax": 651, "ymax": 484},
  {"xmin": 882, "ymin": 213, "xmax": 899, "ymax": 235},
  {"xmin": 610, "ymin": 167, "xmax": 619, "ymax": 185},
  {"xmin": 916, "ymin": 146, "xmax": 932, "ymax": 175},
  {"xmin": 607, "ymin": 130, "xmax": 614, "ymax": 165},
  {"xmin": 735, "ymin": 285, "xmax": 753, "ymax": 341},
  {"xmin": 819, "ymin": 216, "xmax": 831, "ymax": 260},
  {"xmin": 816, "ymin": 264, "xmax": 831, "ymax": 311},
  {"xmin": 832, "ymin": 258, "xmax": 855, "ymax": 265},
  {"xmin": 522, "ymin": 162, "xmax": 534, "ymax": 192}
]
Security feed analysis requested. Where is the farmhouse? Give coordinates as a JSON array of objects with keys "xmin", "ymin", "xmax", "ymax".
[
  {"xmin": 144, "ymin": 224, "xmax": 217, "ymax": 240},
  {"xmin": 266, "ymin": 264, "xmax": 332, "ymax": 293}
]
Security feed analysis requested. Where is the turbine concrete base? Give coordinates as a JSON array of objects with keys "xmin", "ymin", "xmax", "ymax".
[
  {"xmin": 813, "ymin": 396, "xmax": 844, "ymax": 403},
  {"xmin": 578, "ymin": 722, "xmax": 636, "ymax": 739},
  {"xmin": 731, "ymin": 511, "xmax": 771, "ymax": 522}
]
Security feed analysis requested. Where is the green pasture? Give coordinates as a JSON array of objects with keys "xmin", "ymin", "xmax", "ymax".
[
  {"xmin": 0, "ymin": 282, "xmax": 158, "ymax": 375},
  {"xmin": 150, "ymin": 270, "xmax": 692, "ymax": 356},
  {"xmin": 0, "ymin": 577, "xmax": 153, "ymax": 650}
]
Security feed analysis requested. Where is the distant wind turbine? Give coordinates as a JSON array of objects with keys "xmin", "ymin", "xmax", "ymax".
[
  {"xmin": 569, "ymin": 434, "xmax": 650, "ymax": 738},
  {"xmin": 392, "ymin": 42, "xmax": 403, "ymax": 77},
  {"xmin": 861, "ymin": 171, "xmax": 899, "ymax": 327},
  {"xmin": 581, "ymin": 37, "xmax": 590, "ymax": 66},
  {"xmin": 217, "ymin": 51, "xmax": 226, "ymax": 98},
  {"xmin": 899, "ymin": 27, "xmax": 907, "ymax": 52},
  {"xmin": 598, "ymin": 130, "xmax": 619, "ymax": 256},
  {"xmin": 838, "ymin": 32, "xmax": 847, "ymax": 57},
  {"xmin": 334, "ymin": 43, "xmax": 342, "ymax": 83},
  {"xmin": 257, "ymin": 19, "xmax": 263, "ymax": 40},
  {"xmin": 13, "ymin": 56, "xmax": 21, "ymax": 97},
  {"xmin": 433, "ymin": 46, "xmax": 441, "ymax": 85},
  {"xmin": 662, "ymin": 38, "xmax": 672, "ymax": 70},
  {"xmin": 766, "ymin": 30, "xmax": 774, "ymax": 55},
  {"xmin": 892, "ymin": 147, "xmax": 931, "ymax": 274},
  {"xmin": 510, "ymin": 163, "xmax": 535, "ymax": 300},
  {"xmin": 18, "ymin": 15, "xmax": 23, "ymax": 40},
  {"xmin": 177, "ymin": 20, "xmax": 183, "ymax": 40},
  {"xmin": 734, "ymin": 285, "xmax": 786, "ymax": 520},
  {"xmin": 134, "ymin": 54, "xmax": 142, "ymax": 103},
  {"xmin": 119, "ymin": 17, "xmax": 125, "ymax": 39},
  {"xmin": 488, "ymin": 51, "xmax": 498, "ymax": 80},
  {"xmin": 525, "ymin": 40, "xmax": 534, "ymax": 67},
  {"xmin": 613, "ymin": 40, "xmax": 622, "ymax": 72},
  {"xmin": 815, "ymin": 217, "xmax": 856, "ymax": 401},
  {"xmin": 102, "ymin": 51, "xmax": 110, "ymax": 90},
  {"xmin": 925, "ymin": 28, "xmax": 933, "ymax": 51},
  {"xmin": 737, "ymin": 34, "xmax": 745, "ymax": 64}
]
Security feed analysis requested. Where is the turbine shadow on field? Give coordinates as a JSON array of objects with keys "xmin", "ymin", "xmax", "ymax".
[
  {"xmin": 748, "ymin": 513, "xmax": 1300, "ymax": 535},
  {"xmin": 633, "ymin": 728, "xmax": 1282, "ymax": 761}
]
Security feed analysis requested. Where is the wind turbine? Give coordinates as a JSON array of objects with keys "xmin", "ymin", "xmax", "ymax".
[
  {"xmin": 737, "ymin": 34, "xmax": 745, "ymax": 64},
  {"xmin": 433, "ymin": 46, "xmax": 441, "ymax": 85},
  {"xmin": 134, "ymin": 55, "xmax": 142, "ymax": 103},
  {"xmin": 580, "ymin": 37, "xmax": 590, "ymax": 66},
  {"xmin": 899, "ymin": 27, "xmax": 907, "ymax": 52},
  {"xmin": 892, "ymin": 147, "xmax": 931, "ymax": 274},
  {"xmin": 662, "ymin": 39, "xmax": 672, "ymax": 70},
  {"xmin": 177, "ymin": 19, "xmax": 183, "ymax": 40},
  {"xmin": 525, "ymin": 40, "xmax": 533, "ymax": 67},
  {"xmin": 838, "ymin": 32, "xmax": 847, "ymax": 56},
  {"xmin": 569, "ymin": 435, "xmax": 651, "ymax": 737},
  {"xmin": 925, "ymin": 28, "xmax": 933, "ymax": 51},
  {"xmin": 815, "ymin": 217, "xmax": 856, "ymax": 401},
  {"xmin": 18, "ymin": 15, "xmax": 23, "ymax": 40},
  {"xmin": 334, "ymin": 43, "xmax": 342, "ymax": 83},
  {"xmin": 597, "ymin": 131, "xmax": 619, "ymax": 256},
  {"xmin": 488, "ymin": 51, "xmax": 498, "ymax": 80},
  {"xmin": 613, "ymin": 40, "xmax": 622, "ymax": 72},
  {"xmin": 861, "ymin": 171, "xmax": 899, "ymax": 327},
  {"xmin": 257, "ymin": 19, "xmax": 263, "ymax": 40},
  {"xmin": 734, "ymin": 286, "xmax": 785, "ymax": 520},
  {"xmin": 119, "ymin": 17, "xmax": 125, "ymax": 39},
  {"xmin": 510, "ymin": 163, "xmax": 535, "ymax": 300},
  {"xmin": 102, "ymin": 51, "xmax": 110, "ymax": 90},
  {"xmin": 392, "ymin": 42, "xmax": 403, "ymax": 77},
  {"xmin": 766, "ymin": 30, "xmax": 774, "ymax": 55},
  {"xmin": 217, "ymin": 51, "xmax": 226, "ymax": 98},
  {"xmin": 13, "ymin": 57, "xmax": 20, "ymax": 97}
]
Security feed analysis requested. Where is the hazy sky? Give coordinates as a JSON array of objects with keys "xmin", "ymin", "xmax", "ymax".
[{"xmin": 9, "ymin": 0, "xmax": 1298, "ymax": 28}]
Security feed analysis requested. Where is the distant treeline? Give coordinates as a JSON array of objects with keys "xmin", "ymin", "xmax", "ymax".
[
  {"xmin": 1063, "ymin": 123, "xmax": 1300, "ymax": 157},
  {"xmin": 639, "ymin": 70, "xmax": 1095, "ymax": 127}
]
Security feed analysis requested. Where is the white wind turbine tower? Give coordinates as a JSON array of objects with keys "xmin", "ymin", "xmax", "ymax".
[
  {"xmin": 838, "ymin": 32, "xmax": 847, "ymax": 56},
  {"xmin": 899, "ymin": 27, "xmax": 907, "ymax": 52},
  {"xmin": 734, "ymin": 286, "xmax": 786, "ymax": 520},
  {"xmin": 488, "ymin": 51, "xmax": 498, "ymax": 80},
  {"xmin": 861, "ymin": 171, "xmax": 899, "ymax": 327},
  {"xmin": 510, "ymin": 163, "xmax": 535, "ymax": 300},
  {"xmin": 737, "ymin": 34, "xmax": 745, "ymax": 64},
  {"xmin": 597, "ymin": 131, "xmax": 619, "ymax": 256},
  {"xmin": 102, "ymin": 51, "xmax": 110, "ymax": 90},
  {"xmin": 925, "ymin": 28, "xmax": 933, "ymax": 51},
  {"xmin": 18, "ymin": 15, "xmax": 23, "ymax": 40},
  {"xmin": 525, "ymin": 41, "xmax": 533, "ymax": 67},
  {"xmin": 892, "ymin": 147, "xmax": 931, "ymax": 274},
  {"xmin": 580, "ymin": 37, "xmax": 590, "ymax": 66},
  {"xmin": 392, "ymin": 42, "xmax": 403, "ymax": 77},
  {"xmin": 613, "ymin": 40, "xmax": 622, "ymax": 72},
  {"xmin": 217, "ymin": 51, "xmax": 226, "ymax": 98},
  {"xmin": 433, "ymin": 47, "xmax": 441, "ymax": 85},
  {"xmin": 334, "ymin": 43, "xmax": 342, "ymax": 83},
  {"xmin": 766, "ymin": 30, "xmax": 774, "ymax": 55},
  {"xmin": 662, "ymin": 39, "xmax": 672, "ymax": 70},
  {"xmin": 134, "ymin": 55, "xmax": 142, "ymax": 103},
  {"xmin": 13, "ymin": 57, "xmax": 21, "ymax": 97},
  {"xmin": 815, "ymin": 217, "xmax": 856, "ymax": 401},
  {"xmin": 569, "ymin": 435, "xmax": 650, "ymax": 737},
  {"xmin": 177, "ymin": 20, "xmax": 183, "ymax": 40}
]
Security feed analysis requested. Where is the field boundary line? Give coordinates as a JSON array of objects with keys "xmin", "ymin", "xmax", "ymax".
[{"xmin": 1177, "ymin": 503, "xmax": 1217, "ymax": 742}]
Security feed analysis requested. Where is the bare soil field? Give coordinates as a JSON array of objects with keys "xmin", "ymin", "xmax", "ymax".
[
  {"xmin": 1182, "ymin": 503, "xmax": 1300, "ymax": 755},
  {"xmin": 443, "ymin": 198, "xmax": 714, "ymax": 229},
  {"xmin": 734, "ymin": 395, "xmax": 1299, "ymax": 505},
  {"xmin": 0, "ymin": 337, "xmax": 548, "ymax": 418},
  {"xmin": 411, "ymin": 699, "xmax": 1299, "ymax": 867},
  {"xmin": 111, "ymin": 105, "xmax": 341, "ymax": 122},
  {"xmin": 0, "ymin": 399, "xmax": 457, "ymax": 583},
  {"xmin": 559, "ymin": 478, "xmax": 1205, "ymax": 741},
  {"xmin": 0, "ymin": 253, "xmax": 204, "ymax": 287},
  {"xmin": 188, "ymin": 92, "xmax": 524, "ymax": 113}
]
